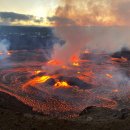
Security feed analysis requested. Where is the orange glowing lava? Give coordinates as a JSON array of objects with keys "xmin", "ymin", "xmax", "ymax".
[
  {"xmin": 54, "ymin": 81, "xmax": 70, "ymax": 89},
  {"xmin": 112, "ymin": 89, "xmax": 119, "ymax": 93},
  {"xmin": 62, "ymin": 65, "xmax": 68, "ymax": 69},
  {"xmin": 34, "ymin": 70, "xmax": 41, "ymax": 74},
  {"xmin": 48, "ymin": 59, "xmax": 61, "ymax": 66},
  {"xmin": 22, "ymin": 76, "xmax": 51, "ymax": 89},
  {"xmin": 71, "ymin": 55, "xmax": 80, "ymax": 66},
  {"xmin": 71, "ymin": 55, "xmax": 79, "ymax": 62},
  {"xmin": 106, "ymin": 74, "xmax": 113, "ymax": 79},
  {"xmin": 111, "ymin": 57, "xmax": 128, "ymax": 62},
  {"xmin": 72, "ymin": 62, "xmax": 80, "ymax": 66}
]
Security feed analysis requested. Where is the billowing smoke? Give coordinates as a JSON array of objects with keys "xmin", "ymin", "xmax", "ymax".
[
  {"xmin": 52, "ymin": 27, "xmax": 88, "ymax": 64},
  {"xmin": 86, "ymin": 27, "xmax": 130, "ymax": 53},
  {"xmin": 48, "ymin": 0, "xmax": 114, "ymax": 26},
  {"xmin": 48, "ymin": 0, "xmax": 130, "ymax": 64},
  {"xmin": 49, "ymin": 0, "xmax": 96, "ymax": 64},
  {"xmin": 53, "ymin": 27, "xmax": 130, "ymax": 60},
  {"xmin": 46, "ymin": 0, "xmax": 130, "ymax": 110},
  {"xmin": 0, "ymin": 39, "xmax": 10, "ymax": 60},
  {"xmin": 48, "ymin": 0, "xmax": 130, "ymax": 26}
]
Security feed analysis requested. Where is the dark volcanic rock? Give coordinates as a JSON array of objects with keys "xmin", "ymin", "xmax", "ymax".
[
  {"xmin": 79, "ymin": 106, "xmax": 130, "ymax": 121},
  {"xmin": 58, "ymin": 76, "xmax": 92, "ymax": 89},
  {"xmin": 44, "ymin": 78, "xmax": 56, "ymax": 86},
  {"xmin": 79, "ymin": 106, "xmax": 119, "ymax": 120},
  {"xmin": 115, "ymin": 108, "xmax": 130, "ymax": 120},
  {"xmin": 112, "ymin": 48, "xmax": 130, "ymax": 60},
  {"xmin": 30, "ymin": 72, "xmax": 46, "ymax": 79},
  {"xmin": 79, "ymin": 106, "xmax": 97, "ymax": 116},
  {"xmin": 0, "ymin": 92, "xmax": 33, "ymax": 113}
]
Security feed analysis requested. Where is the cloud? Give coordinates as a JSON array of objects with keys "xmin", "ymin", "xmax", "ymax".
[
  {"xmin": 47, "ymin": 0, "xmax": 130, "ymax": 26},
  {"xmin": 111, "ymin": 0, "xmax": 130, "ymax": 25},
  {"xmin": 48, "ymin": 0, "xmax": 114, "ymax": 26},
  {"xmin": 47, "ymin": 16, "xmax": 75, "ymax": 26},
  {"xmin": 0, "ymin": 12, "xmax": 34, "ymax": 21},
  {"xmin": 0, "ymin": 12, "xmax": 44, "ymax": 26}
]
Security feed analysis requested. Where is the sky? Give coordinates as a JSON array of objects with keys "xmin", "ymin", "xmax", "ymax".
[{"xmin": 0, "ymin": 0, "xmax": 130, "ymax": 26}]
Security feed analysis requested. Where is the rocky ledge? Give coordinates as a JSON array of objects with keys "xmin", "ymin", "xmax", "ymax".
[{"xmin": 1, "ymin": 92, "xmax": 130, "ymax": 130}]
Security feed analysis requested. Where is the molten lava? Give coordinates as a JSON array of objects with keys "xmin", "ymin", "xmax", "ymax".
[
  {"xmin": 0, "ymin": 49, "xmax": 129, "ymax": 118},
  {"xmin": 106, "ymin": 74, "xmax": 113, "ymax": 79},
  {"xmin": 71, "ymin": 55, "xmax": 79, "ymax": 62},
  {"xmin": 71, "ymin": 55, "xmax": 80, "ymax": 66},
  {"xmin": 34, "ymin": 70, "xmax": 41, "ymax": 74},
  {"xmin": 54, "ymin": 81, "xmax": 70, "ymax": 89},
  {"xmin": 72, "ymin": 62, "xmax": 80, "ymax": 66},
  {"xmin": 22, "ymin": 75, "xmax": 51, "ymax": 89},
  {"xmin": 111, "ymin": 57, "xmax": 128, "ymax": 62},
  {"xmin": 48, "ymin": 59, "xmax": 61, "ymax": 66}
]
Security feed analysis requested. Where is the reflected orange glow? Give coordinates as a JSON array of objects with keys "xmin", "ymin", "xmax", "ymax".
[
  {"xmin": 71, "ymin": 55, "xmax": 80, "ymax": 66},
  {"xmin": 34, "ymin": 70, "xmax": 41, "ymax": 74},
  {"xmin": 62, "ymin": 65, "xmax": 68, "ymax": 69},
  {"xmin": 48, "ymin": 59, "xmax": 61, "ymax": 66},
  {"xmin": 71, "ymin": 55, "xmax": 79, "ymax": 62},
  {"xmin": 97, "ymin": 96, "xmax": 117, "ymax": 108},
  {"xmin": 0, "ymin": 51, "xmax": 3, "ymax": 55},
  {"xmin": 84, "ymin": 50, "xmax": 91, "ymax": 54},
  {"xmin": 121, "ymin": 57, "xmax": 128, "ymax": 62},
  {"xmin": 7, "ymin": 52, "xmax": 12, "ymax": 55},
  {"xmin": 106, "ymin": 74, "xmax": 113, "ymax": 79},
  {"xmin": 112, "ymin": 89, "xmax": 119, "ymax": 93},
  {"xmin": 111, "ymin": 57, "xmax": 128, "ymax": 62},
  {"xmin": 54, "ymin": 81, "xmax": 70, "ymax": 89}
]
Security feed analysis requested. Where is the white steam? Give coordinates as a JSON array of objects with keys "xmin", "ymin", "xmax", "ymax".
[
  {"xmin": 86, "ymin": 27, "xmax": 130, "ymax": 53},
  {"xmin": 52, "ymin": 27, "xmax": 89, "ymax": 64},
  {"xmin": 52, "ymin": 26, "xmax": 130, "ymax": 64},
  {"xmin": 0, "ymin": 39, "xmax": 10, "ymax": 60}
]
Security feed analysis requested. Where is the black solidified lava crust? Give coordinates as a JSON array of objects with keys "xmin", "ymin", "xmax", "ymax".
[
  {"xmin": 112, "ymin": 47, "xmax": 130, "ymax": 60},
  {"xmin": 58, "ymin": 76, "xmax": 92, "ymax": 89}
]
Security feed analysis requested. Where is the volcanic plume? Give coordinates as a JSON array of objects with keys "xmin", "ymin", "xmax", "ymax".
[
  {"xmin": 1, "ymin": 1, "xmax": 130, "ymax": 119},
  {"xmin": 48, "ymin": 0, "xmax": 130, "ymax": 66}
]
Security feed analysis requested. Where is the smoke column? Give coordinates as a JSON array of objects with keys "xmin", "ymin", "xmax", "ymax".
[
  {"xmin": 48, "ymin": 0, "xmax": 130, "ymax": 65},
  {"xmin": 52, "ymin": 27, "xmax": 88, "ymax": 64}
]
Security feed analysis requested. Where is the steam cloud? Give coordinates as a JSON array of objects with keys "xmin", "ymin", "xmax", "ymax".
[
  {"xmin": 86, "ymin": 27, "xmax": 130, "ymax": 53},
  {"xmin": 48, "ymin": 0, "xmax": 130, "ymax": 108},
  {"xmin": 0, "ymin": 39, "xmax": 10, "ymax": 60},
  {"xmin": 52, "ymin": 27, "xmax": 88, "ymax": 64},
  {"xmin": 48, "ymin": 0, "xmax": 130, "ymax": 65}
]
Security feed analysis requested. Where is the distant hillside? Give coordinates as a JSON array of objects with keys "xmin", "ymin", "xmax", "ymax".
[{"xmin": 0, "ymin": 26, "xmax": 63, "ymax": 50}]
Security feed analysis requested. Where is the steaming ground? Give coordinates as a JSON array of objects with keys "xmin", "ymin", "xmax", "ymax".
[{"xmin": 0, "ymin": 49, "xmax": 130, "ymax": 118}]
